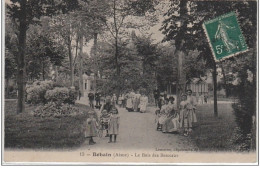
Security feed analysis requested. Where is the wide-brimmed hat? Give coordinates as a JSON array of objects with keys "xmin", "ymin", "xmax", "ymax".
[
  {"xmin": 181, "ymin": 93, "xmax": 187, "ymax": 97},
  {"xmin": 186, "ymin": 89, "xmax": 192, "ymax": 93}
]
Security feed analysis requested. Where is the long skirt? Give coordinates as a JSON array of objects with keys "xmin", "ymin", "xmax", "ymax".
[
  {"xmin": 158, "ymin": 114, "xmax": 168, "ymax": 124},
  {"xmin": 85, "ymin": 122, "xmax": 98, "ymax": 137},
  {"xmin": 126, "ymin": 98, "xmax": 133, "ymax": 109},
  {"xmin": 139, "ymin": 102, "xmax": 147, "ymax": 113},
  {"xmin": 108, "ymin": 118, "xmax": 119, "ymax": 135},
  {"xmin": 162, "ymin": 116, "xmax": 179, "ymax": 133},
  {"xmin": 180, "ymin": 109, "xmax": 197, "ymax": 128}
]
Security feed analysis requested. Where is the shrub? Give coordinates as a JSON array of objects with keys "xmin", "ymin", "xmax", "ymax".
[
  {"xmin": 67, "ymin": 88, "xmax": 77, "ymax": 104},
  {"xmin": 26, "ymin": 80, "xmax": 54, "ymax": 104},
  {"xmin": 231, "ymin": 68, "xmax": 256, "ymax": 151},
  {"xmin": 45, "ymin": 87, "xmax": 77, "ymax": 104},
  {"xmin": 32, "ymin": 102, "xmax": 84, "ymax": 118}
]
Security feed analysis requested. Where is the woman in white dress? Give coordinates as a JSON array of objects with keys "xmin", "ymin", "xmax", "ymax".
[
  {"xmin": 185, "ymin": 89, "xmax": 197, "ymax": 134},
  {"xmin": 139, "ymin": 94, "xmax": 148, "ymax": 113}
]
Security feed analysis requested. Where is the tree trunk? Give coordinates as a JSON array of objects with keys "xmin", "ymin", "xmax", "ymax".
[
  {"xmin": 113, "ymin": 0, "xmax": 120, "ymax": 96},
  {"xmin": 212, "ymin": 61, "xmax": 218, "ymax": 117},
  {"xmin": 16, "ymin": 0, "xmax": 27, "ymax": 114},
  {"xmin": 176, "ymin": 50, "xmax": 186, "ymax": 109},
  {"xmin": 6, "ymin": 78, "xmax": 9, "ymax": 98},
  {"xmin": 78, "ymin": 33, "xmax": 84, "ymax": 95},
  {"xmin": 68, "ymin": 36, "xmax": 74, "ymax": 87},
  {"xmin": 93, "ymin": 33, "xmax": 98, "ymax": 93},
  {"xmin": 220, "ymin": 62, "xmax": 228, "ymax": 97}
]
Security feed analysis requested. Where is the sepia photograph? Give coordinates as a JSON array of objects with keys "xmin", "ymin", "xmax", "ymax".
[{"xmin": 1, "ymin": 0, "xmax": 258, "ymax": 165}]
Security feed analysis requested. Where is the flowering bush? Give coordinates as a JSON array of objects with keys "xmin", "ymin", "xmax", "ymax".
[
  {"xmin": 26, "ymin": 80, "xmax": 54, "ymax": 104},
  {"xmin": 45, "ymin": 87, "xmax": 77, "ymax": 104},
  {"xmin": 33, "ymin": 102, "xmax": 84, "ymax": 118}
]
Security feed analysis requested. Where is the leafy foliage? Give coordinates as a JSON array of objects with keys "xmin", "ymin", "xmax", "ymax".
[
  {"xmin": 45, "ymin": 87, "xmax": 77, "ymax": 105},
  {"xmin": 33, "ymin": 102, "xmax": 83, "ymax": 118},
  {"xmin": 26, "ymin": 80, "xmax": 54, "ymax": 104}
]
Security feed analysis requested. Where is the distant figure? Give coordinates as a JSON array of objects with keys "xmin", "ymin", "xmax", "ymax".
[
  {"xmin": 158, "ymin": 95, "xmax": 163, "ymax": 110},
  {"xmin": 111, "ymin": 94, "xmax": 117, "ymax": 107},
  {"xmin": 78, "ymin": 90, "xmax": 81, "ymax": 100},
  {"xmin": 88, "ymin": 92, "xmax": 95, "ymax": 108},
  {"xmin": 95, "ymin": 91, "xmax": 101, "ymax": 108},
  {"xmin": 118, "ymin": 94, "xmax": 123, "ymax": 108},
  {"xmin": 122, "ymin": 93, "xmax": 126, "ymax": 108},
  {"xmin": 163, "ymin": 91, "xmax": 167, "ymax": 100},
  {"xmin": 139, "ymin": 93, "xmax": 148, "ymax": 113},
  {"xmin": 153, "ymin": 88, "xmax": 160, "ymax": 107},
  {"xmin": 126, "ymin": 91, "xmax": 134, "ymax": 112},
  {"xmin": 133, "ymin": 91, "xmax": 141, "ymax": 112},
  {"xmin": 204, "ymin": 94, "xmax": 208, "ymax": 103}
]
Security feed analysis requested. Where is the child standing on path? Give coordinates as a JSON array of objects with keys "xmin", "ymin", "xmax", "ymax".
[
  {"xmin": 108, "ymin": 107, "xmax": 120, "ymax": 143},
  {"xmin": 85, "ymin": 111, "xmax": 99, "ymax": 145}
]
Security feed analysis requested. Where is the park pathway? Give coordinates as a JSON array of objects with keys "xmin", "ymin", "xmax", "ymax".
[{"xmin": 76, "ymin": 100, "xmax": 197, "ymax": 151}]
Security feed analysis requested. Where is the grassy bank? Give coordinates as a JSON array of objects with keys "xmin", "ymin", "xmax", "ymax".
[
  {"xmin": 190, "ymin": 103, "xmax": 237, "ymax": 151},
  {"xmin": 4, "ymin": 100, "xmax": 92, "ymax": 149}
]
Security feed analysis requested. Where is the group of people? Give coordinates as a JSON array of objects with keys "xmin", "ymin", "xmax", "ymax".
[
  {"xmin": 125, "ymin": 91, "xmax": 149, "ymax": 113},
  {"xmin": 155, "ymin": 89, "xmax": 197, "ymax": 137},
  {"xmin": 84, "ymin": 96, "xmax": 120, "ymax": 145},
  {"xmin": 84, "ymin": 88, "xmax": 198, "ymax": 146},
  {"xmin": 87, "ymin": 91, "xmax": 102, "ymax": 109}
]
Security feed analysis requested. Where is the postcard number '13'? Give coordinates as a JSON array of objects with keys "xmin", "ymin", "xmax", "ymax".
[{"xmin": 216, "ymin": 45, "xmax": 224, "ymax": 54}]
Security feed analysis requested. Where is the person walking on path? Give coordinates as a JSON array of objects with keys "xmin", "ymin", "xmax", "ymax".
[
  {"xmin": 78, "ymin": 89, "xmax": 82, "ymax": 100},
  {"xmin": 88, "ymin": 92, "xmax": 95, "ymax": 108},
  {"xmin": 95, "ymin": 91, "xmax": 101, "ymax": 109},
  {"xmin": 108, "ymin": 108, "xmax": 120, "ymax": 143},
  {"xmin": 153, "ymin": 88, "xmax": 160, "ymax": 107},
  {"xmin": 84, "ymin": 111, "xmax": 99, "ymax": 145}
]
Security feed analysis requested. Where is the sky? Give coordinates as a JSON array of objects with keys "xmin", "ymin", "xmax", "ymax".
[{"xmin": 4, "ymin": 0, "xmax": 170, "ymax": 57}]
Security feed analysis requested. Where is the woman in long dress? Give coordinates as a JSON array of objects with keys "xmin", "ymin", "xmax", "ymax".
[
  {"xmin": 126, "ymin": 92, "xmax": 134, "ymax": 112},
  {"xmin": 185, "ymin": 89, "xmax": 197, "ymax": 134},
  {"xmin": 162, "ymin": 98, "xmax": 179, "ymax": 133},
  {"xmin": 157, "ymin": 99, "xmax": 169, "ymax": 129},
  {"xmin": 179, "ymin": 94, "xmax": 188, "ymax": 136},
  {"xmin": 139, "ymin": 94, "xmax": 148, "ymax": 113}
]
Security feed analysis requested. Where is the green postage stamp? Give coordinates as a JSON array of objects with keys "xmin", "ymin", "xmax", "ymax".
[{"xmin": 203, "ymin": 12, "xmax": 248, "ymax": 62}]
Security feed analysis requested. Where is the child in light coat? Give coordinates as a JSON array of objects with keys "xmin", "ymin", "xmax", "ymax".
[
  {"xmin": 85, "ymin": 111, "xmax": 99, "ymax": 145},
  {"xmin": 108, "ymin": 107, "xmax": 120, "ymax": 143}
]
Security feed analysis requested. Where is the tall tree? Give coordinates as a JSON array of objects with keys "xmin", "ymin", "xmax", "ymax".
[{"xmin": 7, "ymin": 0, "xmax": 79, "ymax": 113}]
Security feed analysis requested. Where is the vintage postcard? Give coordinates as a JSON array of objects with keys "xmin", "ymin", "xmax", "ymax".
[{"xmin": 2, "ymin": 0, "xmax": 258, "ymax": 165}]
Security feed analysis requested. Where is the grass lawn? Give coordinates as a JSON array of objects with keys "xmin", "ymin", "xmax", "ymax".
[
  {"xmin": 4, "ymin": 100, "xmax": 92, "ymax": 149},
  {"xmin": 190, "ymin": 103, "xmax": 237, "ymax": 151}
]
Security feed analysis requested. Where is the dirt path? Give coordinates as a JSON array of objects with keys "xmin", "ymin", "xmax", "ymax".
[{"xmin": 78, "ymin": 106, "xmax": 197, "ymax": 151}]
